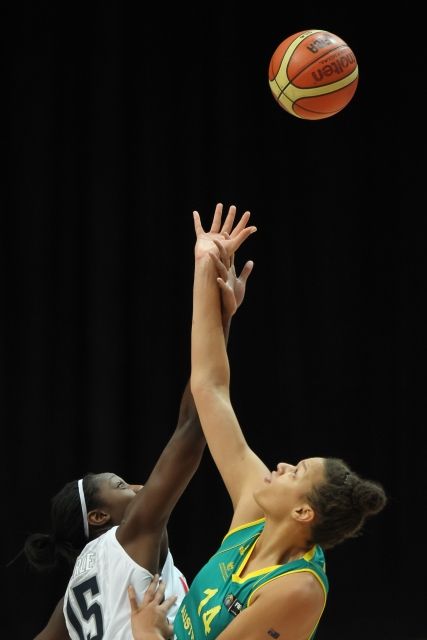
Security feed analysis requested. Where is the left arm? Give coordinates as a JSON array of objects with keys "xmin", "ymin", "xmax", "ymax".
[
  {"xmin": 33, "ymin": 597, "xmax": 70, "ymax": 640},
  {"xmin": 214, "ymin": 573, "xmax": 325, "ymax": 640}
]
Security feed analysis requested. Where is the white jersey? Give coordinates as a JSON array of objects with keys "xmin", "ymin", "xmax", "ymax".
[{"xmin": 63, "ymin": 526, "xmax": 188, "ymax": 640}]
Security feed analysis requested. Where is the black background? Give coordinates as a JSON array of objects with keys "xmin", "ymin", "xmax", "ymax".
[{"xmin": 2, "ymin": 2, "xmax": 425, "ymax": 639}]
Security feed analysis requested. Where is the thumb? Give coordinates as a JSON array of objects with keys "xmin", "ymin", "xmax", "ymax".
[{"xmin": 240, "ymin": 260, "xmax": 254, "ymax": 283}]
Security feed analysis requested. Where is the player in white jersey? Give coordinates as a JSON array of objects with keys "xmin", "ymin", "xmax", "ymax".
[
  {"xmin": 24, "ymin": 206, "xmax": 255, "ymax": 640},
  {"xmin": 64, "ymin": 524, "xmax": 187, "ymax": 639}
]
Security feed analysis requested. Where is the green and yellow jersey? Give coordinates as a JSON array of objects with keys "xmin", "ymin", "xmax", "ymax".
[{"xmin": 174, "ymin": 518, "xmax": 328, "ymax": 640}]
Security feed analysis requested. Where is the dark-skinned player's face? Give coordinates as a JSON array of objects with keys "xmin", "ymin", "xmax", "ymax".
[{"xmin": 93, "ymin": 472, "xmax": 143, "ymax": 524}]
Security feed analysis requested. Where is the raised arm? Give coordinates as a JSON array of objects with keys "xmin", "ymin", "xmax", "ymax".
[
  {"xmin": 191, "ymin": 203, "xmax": 270, "ymax": 526},
  {"xmin": 117, "ymin": 205, "xmax": 256, "ymax": 568}
]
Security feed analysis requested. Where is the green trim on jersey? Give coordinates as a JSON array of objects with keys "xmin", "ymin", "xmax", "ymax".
[{"xmin": 174, "ymin": 518, "xmax": 329, "ymax": 640}]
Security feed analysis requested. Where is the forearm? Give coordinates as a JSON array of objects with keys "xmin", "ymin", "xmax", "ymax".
[
  {"xmin": 179, "ymin": 270, "xmax": 233, "ymax": 424},
  {"xmin": 175, "ymin": 379, "xmax": 200, "ymax": 431},
  {"xmin": 222, "ymin": 313, "xmax": 232, "ymax": 345},
  {"xmin": 191, "ymin": 254, "xmax": 229, "ymax": 393},
  {"xmin": 168, "ymin": 381, "xmax": 205, "ymax": 469}
]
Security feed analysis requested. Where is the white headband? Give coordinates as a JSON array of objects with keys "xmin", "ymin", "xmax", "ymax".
[{"xmin": 78, "ymin": 478, "xmax": 90, "ymax": 539}]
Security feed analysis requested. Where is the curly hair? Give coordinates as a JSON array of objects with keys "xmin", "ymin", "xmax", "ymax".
[{"xmin": 306, "ymin": 458, "xmax": 387, "ymax": 550}]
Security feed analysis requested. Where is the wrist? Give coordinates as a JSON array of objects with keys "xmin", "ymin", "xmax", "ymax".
[{"xmin": 194, "ymin": 239, "xmax": 219, "ymax": 260}]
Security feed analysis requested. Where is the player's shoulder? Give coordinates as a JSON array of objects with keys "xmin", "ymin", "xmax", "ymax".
[
  {"xmin": 256, "ymin": 569, "xmax": 325, "ymax": 609},
  {"xmin": 242, "ymin": 570, "xmax": 326, "ymax": 640}
]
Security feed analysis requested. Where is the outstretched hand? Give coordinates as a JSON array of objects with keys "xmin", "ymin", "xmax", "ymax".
[
  {"xmin": 128, "ymin": 575, "xmax": 177, "ymax": 640},
  {"xmin": 193, "ymin": 203, "xmax": 256, "ymax": 260}
]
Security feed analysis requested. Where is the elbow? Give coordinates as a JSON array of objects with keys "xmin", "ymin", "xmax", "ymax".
[
  {"xmin": 190, "ymin": 372, "xmax": 205, "ymax": 398},
  {"xmin": 190, "ymin": 376, "xmax": 227, "ymax": 413},
  {"xmin": 190, "ymin": 373, "xmax": 215, "ymax": 401}
]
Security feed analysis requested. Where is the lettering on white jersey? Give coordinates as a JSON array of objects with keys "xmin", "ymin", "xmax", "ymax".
[{"xmin": 72, "ymin": 552, "xmax": 96, "ymax": 578}]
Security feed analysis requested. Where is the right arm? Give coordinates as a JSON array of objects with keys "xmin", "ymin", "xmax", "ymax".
[
  {"xmin": 116, "ymin": 363, "xmax": 204, "ymax": 571},
  {"xmin": 190, "ymin": 204, "xmax": 269, "ymax": 528}
]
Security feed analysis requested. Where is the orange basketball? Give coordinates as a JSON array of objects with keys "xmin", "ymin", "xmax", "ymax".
[{"xmin": 268, "ymin": 29, "xmax": 359, "ymax": 120}]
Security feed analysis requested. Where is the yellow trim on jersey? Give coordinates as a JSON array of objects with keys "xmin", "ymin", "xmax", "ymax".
[
  {"xmin": 227, "ymin": 532, "xmax": 321, "ymax": 585},
  {"xmin": 222, "ymin": 517, "xmax": 266, "ymax": 543},
  {"xmin": 303, "ymin": 546, "xmax": 316, "ymax": 561},
  {"xmin": 247, "ymin": 567, "xmax": 328, "ymax": 606}
]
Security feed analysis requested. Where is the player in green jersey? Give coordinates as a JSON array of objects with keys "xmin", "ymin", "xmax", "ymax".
[{"xmin": 131, "ymin": 203, "xmax": 387, "ymax": 640}]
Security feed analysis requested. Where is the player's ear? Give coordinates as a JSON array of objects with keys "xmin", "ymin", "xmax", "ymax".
[
  {"xmin": 88, "ymin": 509, "xmax": 111, "ymax": 527},
  {"xmin": 293, "ymin": 503, "xmax": 315, "ymax": 524}
]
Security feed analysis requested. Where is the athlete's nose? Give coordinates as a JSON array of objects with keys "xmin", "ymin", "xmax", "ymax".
[
  {"xmin": 277, "ymin": 462, "xmax": 295, "ymax": 475},
  {"xmin": 130, "ymin": 484, "xmax": 143, "ymax": 493}
]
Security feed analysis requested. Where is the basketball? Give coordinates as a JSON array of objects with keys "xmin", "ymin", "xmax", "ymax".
[{"xmin": 268, "ymin": 29, "xmax": 359, "ymax": 120}]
